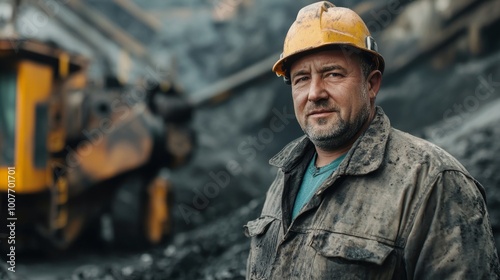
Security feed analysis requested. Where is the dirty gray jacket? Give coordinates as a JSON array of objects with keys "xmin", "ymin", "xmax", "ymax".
[{"xmin": 245, "ymin": 107, "xmax": 500, "ymax": 279}]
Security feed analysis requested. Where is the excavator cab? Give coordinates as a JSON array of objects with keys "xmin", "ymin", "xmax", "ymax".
[
  {"xmin": 0, "ymin": 0, "xmax": 195, "ymax": 251},
  {"xmin": 0, "ymin": 37, "xmax": 89, "ymax": 249},
  {"xmin": 0, "ymin": 36, "xmax": 195, "ymax": 251}
]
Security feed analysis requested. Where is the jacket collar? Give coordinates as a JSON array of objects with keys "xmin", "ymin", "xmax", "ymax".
[{"xmin": 269, "ymin": 106, "xmax": 391, "ymax": 176}]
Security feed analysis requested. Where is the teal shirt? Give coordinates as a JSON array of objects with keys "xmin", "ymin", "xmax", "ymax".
[{"xmin": 292, "ymin": 153, "xmax": 347, "ymax": 219}]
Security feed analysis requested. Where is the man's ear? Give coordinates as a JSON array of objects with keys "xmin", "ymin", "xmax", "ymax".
[{"xmin": 367, "ymin": 70, "xmax": 382, "ymax": 99}]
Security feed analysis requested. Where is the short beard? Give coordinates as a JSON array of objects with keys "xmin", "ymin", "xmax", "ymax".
[{"xmin": 304, "ymin": 87, "xmax": 371, "ymax": 151}]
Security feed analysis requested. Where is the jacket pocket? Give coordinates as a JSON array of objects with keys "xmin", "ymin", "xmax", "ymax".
[
  {"xmin": 245, "ymin": 216, "xmax": 280, "ymax": 280},
  {"xmin": 244, "ymin": 216, "xmax": 276, "ymax": 237},
  {"xmin": 308, "ymin": 231, "xmax": 394, "ymax": 265}
]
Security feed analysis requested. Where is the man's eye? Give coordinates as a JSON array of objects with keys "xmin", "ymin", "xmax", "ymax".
[
  {"xmin": 293, "ymin": 76, "xmax": 309, "ymax": 84},
  {"xmin": 327, "ymin": 72, "xmax": 343, "ymax": 78}
]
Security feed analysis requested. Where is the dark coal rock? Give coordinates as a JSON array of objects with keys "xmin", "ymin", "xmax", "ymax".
[{"xmin": 66, "ymin": 199, "xmax": 262, "ymax": 280}]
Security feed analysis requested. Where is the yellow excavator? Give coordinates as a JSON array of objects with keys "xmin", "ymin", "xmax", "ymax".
[{"xmin": 0, "ymin": 2, "xmax": 194, "ymax": 251}]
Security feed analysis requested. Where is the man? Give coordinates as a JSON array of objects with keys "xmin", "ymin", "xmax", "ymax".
[{"xmin": 245, "ymin": 1, "xmax": 500, "ymax": 279}]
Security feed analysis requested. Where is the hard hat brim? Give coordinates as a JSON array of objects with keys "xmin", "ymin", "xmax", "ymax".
[{"xmin": 272, "ymin": 43, "xmax": 385, "ymax": 78}]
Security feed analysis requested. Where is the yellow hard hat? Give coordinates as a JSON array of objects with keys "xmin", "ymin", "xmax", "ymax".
[{"xmin": 272, "ymin": 1, "xmax": 385, "ymax": 79}]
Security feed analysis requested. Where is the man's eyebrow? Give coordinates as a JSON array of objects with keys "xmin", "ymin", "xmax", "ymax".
[
  {"xmin": 319, "ymin": 64, "xmax": 345, "ymax": 73},
  {"xmin": 291, "ymin": 69, "xmax": 309, "ymax": 80},
  {"xmin": 291, "ymin": 64, "xmax": 345, "ymax": 79}
]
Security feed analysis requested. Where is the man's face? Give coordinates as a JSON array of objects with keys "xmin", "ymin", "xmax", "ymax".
[{"xmin": 289, "ymin": 49, "xmax": 377, "ymax": 151}]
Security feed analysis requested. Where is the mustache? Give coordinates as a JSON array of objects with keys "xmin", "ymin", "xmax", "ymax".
[{"xmin": 305, "ymin": 100, "xmax": 340, "ymax": 115}]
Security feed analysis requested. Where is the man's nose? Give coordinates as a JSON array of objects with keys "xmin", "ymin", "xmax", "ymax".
[{"xmin": 308, "ymin": 76, "xmax": 329, "ymax": 102}]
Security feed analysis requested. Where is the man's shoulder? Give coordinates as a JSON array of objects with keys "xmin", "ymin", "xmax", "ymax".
[{"xmin": 388, "ymin": 128, "xmax": 468, "ymax": 174}]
